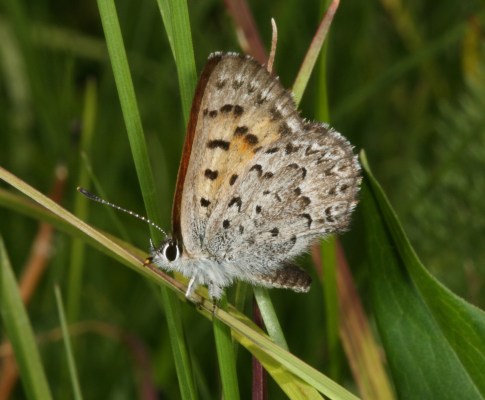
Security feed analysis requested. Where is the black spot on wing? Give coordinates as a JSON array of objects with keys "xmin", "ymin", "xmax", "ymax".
[
  {"xmin": 207, "ymin": 140, "xmax": 230, "ymax": 150},
  {"xmin": 234, "ymin": 105, "xmax": 244, "ymax": 116},
  {"xmin": 301, "ymin": 213, "xmax": 312, "ymax": 227},
  {"xmin": 298, "ymin": 196, "xmax": 311, "ymax": 208},
  {"xmin": 216, "ymin": 79, "xmax": 227, "ymax": 89},
  {"xmin": 244, "ymin": 134, "xmax": 259, "ymax": 145},
  {"xmin": 285, "ymin": 142, "xmax": 301, "ymax": 154},
  {"xmin": 204, "ymin": 169, "xmax": 218, "ymax": 180},
  {"xmin": 229, "ymin": 174, "xmax": 238, "ymax": 185},
  {"xmin": 200, "ymin": 198, "xmax": 211, "ymax": 207},
  {"xmin": 220, "ymin": 104, "xmax": 233, "ymax": 113},
  {"xmin": 228, "ymin": 197, "xmax": 242, "ymax": 212},
  {"xmin": 234, "ymin": 126, "xmax": 249, "ymax": 136},
  {"xmin": 305, "ymin": 146, "xmax": 319, "ymax": 156},
  {"xmin": 249, "ymin": 164, "xmax": 262, "ymax": 177}
]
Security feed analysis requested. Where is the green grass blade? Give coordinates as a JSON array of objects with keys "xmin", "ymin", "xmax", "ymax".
[
  {"xmin": 0, "ymin": 235, "xmax": 53, "ymax": 400},
  {"xmin": 292, "ymin": 0, "xmax": 341, "ymax": 380},
  {"xmin": 160, "ymin": 289, "xmax": 198, "ymax": 400},
  {"xmin": 96, "ymin": 0, "xmax": 163, "ymax": 237},
  {"xmin": 166, "ymin": 0, "xmax": 197, "ymax": 123},
  {"xmin": 67, "ymin": 79, "xmax": 98, "ymax": 322},
  {"xmin": 156, "ymin": 1, "xmax": 200, "ymax": 398},
  {"xmin": 95, "ymin": 3, "xmax": 197, "ymax": 399},
  {"xmin": 292, "ymin": 0, "xmax": 339, "ymax": 104},
  {"xmin": 54, "ymin": 285, "xmax": 83, "ymax": 400},
  {"xmin": 320, "ymin": 236, "xmax": 339, "ymax": 378},
  {"xmin": 253, "ymin": 287, "xmax": 288, "ymax": 350},
  {"xmin": 222, "ymin": 307, "xmax": 357, "ymax": 400},
  {"xmin": 156, "ymin": 0, "xmax": 175, "ymax": 57},
  {"xmin": 213, "ymin": 297, "xmax": 240, "ymax": 400},
  {"xmin": 361, "ymin": 151, "xmax": 485, "ymax": 398},
  {"xmin": 157, "ymin": 0, "xmax": 197, "ymax": 124}
]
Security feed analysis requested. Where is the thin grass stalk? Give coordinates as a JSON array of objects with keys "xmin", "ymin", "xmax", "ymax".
[
  {"xmin": 67, "ymin": 79, "xmax": 97, "ymax": 322},
  {"xmin": 54, "ymin": 286, "xmax": 83, "ymax": 400},
  {"xmin": 95, "ymin": 1, "xmax": 197, "ymax": 399}
]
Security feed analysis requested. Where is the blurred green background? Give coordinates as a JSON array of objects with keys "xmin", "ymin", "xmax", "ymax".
[{"xmin": 1, "ymin": 0, "xmax": 484, "ymax": 398}]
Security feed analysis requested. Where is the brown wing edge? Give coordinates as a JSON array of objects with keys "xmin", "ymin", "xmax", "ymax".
[{"xmin": 171, "ymin": 53, "xmax": 225, "ymax": 242}]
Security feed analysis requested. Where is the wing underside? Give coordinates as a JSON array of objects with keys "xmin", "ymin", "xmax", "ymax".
[{"xmin": 177, "ymin": 53, "xmax": 361, "ymax": 283}]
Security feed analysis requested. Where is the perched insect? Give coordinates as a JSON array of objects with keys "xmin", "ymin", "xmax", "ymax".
[{"xmin": 80, "ymin": 52, "xmax": 361, "ymax": 300}]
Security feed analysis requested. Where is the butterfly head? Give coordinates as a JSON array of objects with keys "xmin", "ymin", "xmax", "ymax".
[{"xmin": 146, "ymin": 237, "xmax": 182, "ymax": 269}]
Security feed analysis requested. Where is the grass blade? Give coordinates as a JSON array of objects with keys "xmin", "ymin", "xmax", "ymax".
[
  {"xmin": 67, "ymin": 79, "xmax": 98, "ymax": 322},
  {"xmin": 213, "ymin": 298, "xmax": 240, "ymax": 400},
  {"xmin": 54, "ymin": 285, "xmax": 83, "ymax": 400},
  {"xmin": 0, "ymin": 166, "xmax": 357, "ymax": 399},
  {"xmin": 292, "ymin": 0, "xmax": 340, "ymax": 104},
  {"xmin": 95, "ymin": 3, "xmax": 197, "ymax": 399},
  {"xmin": 96, "ymin": 0, "xmax": 163, "ymax": 236},
  {"xmin": 0, "ymin": 235, "xmax": 53, "ymax": 400},
  {"xmin": 253, "ymin": 287, "xmax": 288, "ymax": 350},
  {"xmin": 157, "ymin": 0, "xmax": 197, "ymax": 124},
  {"xmin": 160, "ymin": 289, "xmax": 198, "ymax": 400},
  {"xmin": 361, "ymin": 151, "xmax": 485, "ymax": 398}
]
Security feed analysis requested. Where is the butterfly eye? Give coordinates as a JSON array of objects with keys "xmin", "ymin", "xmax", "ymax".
[{"xmin": 163, "ymin": 240, "xmax": 180, "ymax": 262}]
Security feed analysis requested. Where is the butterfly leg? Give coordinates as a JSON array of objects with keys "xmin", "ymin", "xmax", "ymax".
[
  {"xmin": 210, "ymin": 297, "xmax": 218, "ymax": 315},
  {"xmin": 208, "ymin": 282, "xmax": 223, "ymax": 300},
  {"xmin": 185, "ymin": 276, "xmax": 198, "ymax": 298}
]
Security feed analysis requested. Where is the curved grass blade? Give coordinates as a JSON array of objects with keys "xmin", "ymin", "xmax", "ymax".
[{"xmin": 0, "ymin": 166, "xmax": 359, "ymax": 399}]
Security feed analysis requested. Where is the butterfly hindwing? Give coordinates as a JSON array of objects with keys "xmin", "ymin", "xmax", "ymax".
[{"xmin": 204, "ymin": 121, "xmax": 360, "ymax": 277}]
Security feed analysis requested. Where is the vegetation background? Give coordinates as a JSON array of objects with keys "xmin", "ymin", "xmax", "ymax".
[{"xmin": 0, "ymin": 0, "xmax": 484, "ymax": 398}]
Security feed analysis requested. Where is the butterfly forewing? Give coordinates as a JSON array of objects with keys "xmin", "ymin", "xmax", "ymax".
[{"xmin": 179, "ymin": 53, "xmax": 301, "ymax": 255}]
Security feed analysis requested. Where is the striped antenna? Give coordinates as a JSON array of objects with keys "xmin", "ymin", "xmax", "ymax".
[{"xmin": 77, "ymin": 187, "xmax": 167, "ymax": 238}]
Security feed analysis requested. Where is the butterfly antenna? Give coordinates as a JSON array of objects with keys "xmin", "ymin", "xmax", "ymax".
[{"xmin": 77, "ymin": 187, "xmax": 167, "ymax": 238}]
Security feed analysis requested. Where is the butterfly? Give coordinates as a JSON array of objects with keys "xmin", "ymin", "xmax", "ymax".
[{"xmin": 143, "ymin": 52, "xmax": 361, "ymax": 300}]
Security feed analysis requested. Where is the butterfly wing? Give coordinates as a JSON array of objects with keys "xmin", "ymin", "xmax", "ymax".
[{"xmin": 176, "ymin": 53, "xmax": 360, "ymax": 288}]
